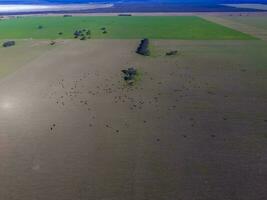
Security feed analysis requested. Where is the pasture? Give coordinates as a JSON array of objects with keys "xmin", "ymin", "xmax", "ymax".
[{"xmin": 0, "ymin": 16, "xmax": 256, "ymax": 39}]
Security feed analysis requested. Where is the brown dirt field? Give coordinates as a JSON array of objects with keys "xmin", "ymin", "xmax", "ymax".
[
  {"xmin": 0, "ymin": 40, "xmax": 58, "ymax": 79},
  {"xmin": 0, "ymin": 39, "xmax": 267, "ymax": 200},
  {"xmin": 200, "ymin": 15, "xmax": 267, "ymax": 41}
]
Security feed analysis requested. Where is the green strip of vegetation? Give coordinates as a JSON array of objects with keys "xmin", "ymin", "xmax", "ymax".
[{"xmin": 0, "ymin": 16, "xmax": 256, "ymax": 40}]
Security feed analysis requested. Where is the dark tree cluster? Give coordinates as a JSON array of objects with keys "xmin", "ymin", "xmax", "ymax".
[
  {"xmin": 50, "ymin": 41, "xmax": 56, "ymax": 46},
  {"xmin": 2, "ymin": 41, "xmax": 15, "ymax": 48},
  {"xmin": 166, "ymin": 50, "xmax": 178, "ymax": 56},
  {"xmin": 63, "ymin": 15, "xmax": 72, "ymax": 17},
  {"xmin": 100, "ymin": 27, "xmax": 108, "ymax": 34},
  {"xmin": 73, "ymin": 29, "xmax": 91, "ymax": 40},
  {"xmin": 122, "ymin": 67, "xmax": 137, "ymax": 85},
  {"xmin": 118, "ymin": 14, "xmax": 132, "ymax": 16},
  {"xmin": 136, "ymin": 38, "xmax": 150, "ymax": 56},
  {"xmin": 37, "ymin": 25, "xmax": 43, "ymax": 29}
]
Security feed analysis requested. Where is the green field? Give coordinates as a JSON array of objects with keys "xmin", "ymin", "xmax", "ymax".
[{"xmin": 0, "ymin": 16, "xmax": 256, "ymax": 40}]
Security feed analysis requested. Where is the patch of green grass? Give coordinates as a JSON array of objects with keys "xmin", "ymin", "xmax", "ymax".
[
  {"xmin": 0, "ymin": 16, "xmax": 256, "ymax": 40},
  {"xmin": 128, "ymin": 69, "xmax": 143, "ymax": 87},
  {"xmin": 149, "ymin": 43, "xmax": 160, "ymax": 57},
  {"xmin": 134, "ymin": 70, "xmax": 142, "ymax": 83}
]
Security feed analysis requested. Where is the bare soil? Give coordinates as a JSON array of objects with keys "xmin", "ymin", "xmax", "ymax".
[{"xmin": 0, "ymin": 39, "xmax": 266, "ymax": 200}]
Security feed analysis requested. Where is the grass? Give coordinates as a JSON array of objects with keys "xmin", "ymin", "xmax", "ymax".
[
  {"xmin": 133, "ymin": 70, "xmax": 142, "ymax": 83},
  {"xmin": 0, "ymin": 16, "xmax": 256, "ymax": 40}
]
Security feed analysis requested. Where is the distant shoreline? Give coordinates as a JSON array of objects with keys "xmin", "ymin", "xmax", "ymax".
[
  {"xmin": 1, "ymin": 3, "xmax": 267, "ymax": 15},
  {"xmin": 1, "ymin": 11, "xmax": 267, "ymax": 18},
  {"xmin": 0, "ymin": 3, "xmax": 114, "ymax": 13},
  {"xmin": 222, "ymin": 3, "xmax": 267, "ymax": 11}
]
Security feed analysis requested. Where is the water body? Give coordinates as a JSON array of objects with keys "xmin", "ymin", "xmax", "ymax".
[{"xmin": 0, "ymin": 0, "xmax": 267, "ymax": 14}]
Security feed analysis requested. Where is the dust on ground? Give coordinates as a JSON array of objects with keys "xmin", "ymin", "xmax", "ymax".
[{"xmin": 0, "ymin": 39, "xmax": 267, "ymax": 200}]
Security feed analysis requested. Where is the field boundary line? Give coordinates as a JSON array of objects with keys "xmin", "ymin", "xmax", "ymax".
[{"xmin": 200, "ymin": 15, "xmax": 267, "ymax": 41}]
